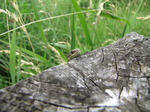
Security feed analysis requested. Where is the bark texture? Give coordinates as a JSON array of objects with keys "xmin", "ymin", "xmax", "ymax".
[{"xmin": 0, "ymin": 32, "xmax": 150, "ymax": 112}]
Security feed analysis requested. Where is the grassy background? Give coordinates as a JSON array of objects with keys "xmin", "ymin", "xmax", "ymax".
[{"xmin": 0, "ymin": 0, "xmax": 149, "ymax": 88}]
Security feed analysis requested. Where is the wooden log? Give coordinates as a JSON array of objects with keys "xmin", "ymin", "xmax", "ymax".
[{"xmin": 0, "ymin": 32, "xmax": 150, "ymax": 112}]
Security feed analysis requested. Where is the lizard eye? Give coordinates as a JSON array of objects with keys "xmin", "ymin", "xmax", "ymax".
[{"xmin": 71, "ymin": 51, "xmax": 74, "ymax": 53}]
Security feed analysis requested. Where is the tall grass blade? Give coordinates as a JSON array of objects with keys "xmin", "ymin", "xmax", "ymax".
[
  {"xmin": 10, "ymin": 22, "xmax": 17, "ymax": 85},
  {"xmin": 31, "ymin": 0, "xmax": 48, "ymax": 43},
  {"xmin": 100, "ymin": 11, "xmax": 130, "ymax": 26},
  {"xmin": 0, "ymin": 39, "xmax": 50, "ymax": 66},
  {"xmin": 124, "ymin": 0, "xmax": 144, "ymax": 34},
  {"xmin": 122, "ymin": 24, "xmax": 127, "ymax": 37},
  {"xmin": 0, "ymin": 9, "xmax": 98, "ymax": 37},
  {"xmin": 50, "ymin": 43, "xmax": 70, "ymax": 50},
  {"xmin": 17, "ymin": 43, "xmax": 22, "ymax": 82},
  {"xmin": 71, "ymin": 0, "xmax": 93, "ymax": 49},
  {"xmin": 70, "ymin": 11, "xmax": 76, "ymax": 50},
  {"xmin": 20, "ymin": 48, "xmax": 50, "ymax": 66}
]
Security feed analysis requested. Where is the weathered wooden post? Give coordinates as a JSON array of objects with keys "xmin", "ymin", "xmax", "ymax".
[{"xmin": 0, "ymin": 32, "xmax": 150, "ymax": 112}]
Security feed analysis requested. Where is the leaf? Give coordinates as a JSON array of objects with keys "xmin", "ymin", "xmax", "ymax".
[
  {"xmin": 0, "ymin": 39, "xmax": 50, "ymax": 66},
  {"xmin": 10, "ymin": 22, "xmax": 17, "ymax": 85},
  {"xmin": 20, "ymin": 48, "xmax": 50, "ymax": 66},
  {"xmin": 70, "ymin": 10, "xmax": 76, "ymax": 50},
  {"xmin": 100, "ymin": 11, "xmax": 130, "ymax": 26},
  {"xmin": 50, "ymin": 43, "xmax": 70, "ymax": 50},
  {"xmin": 71, "ymin": 0, "xmax": 93, "ymax": 49}
]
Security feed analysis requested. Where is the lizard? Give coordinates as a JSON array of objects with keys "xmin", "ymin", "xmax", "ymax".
[{"xmin": 67, "ymin": 48, "xmax": 81, "ymax": 61}]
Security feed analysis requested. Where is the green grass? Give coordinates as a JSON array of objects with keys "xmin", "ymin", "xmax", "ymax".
[
  {"xmin": 72, "ymin": 0, "xmax": 93, "ymax": 50},
  {"xmin": 0, "ymin": 0, "xmax": 149, "ymax": 89},
  {"xmin": 10, "ymin": 22, "xmax": 17, "ymax": 85}
]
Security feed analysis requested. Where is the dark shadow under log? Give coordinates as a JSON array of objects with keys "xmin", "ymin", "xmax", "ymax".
[{"xmin": 0, "ymin": 32, "xmax": 150, "ymax": 112}]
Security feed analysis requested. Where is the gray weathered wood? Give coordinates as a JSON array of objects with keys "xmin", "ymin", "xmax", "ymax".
[{"xmin": 0, "ymin": 32, "xmax": 150, "ymax": 112}]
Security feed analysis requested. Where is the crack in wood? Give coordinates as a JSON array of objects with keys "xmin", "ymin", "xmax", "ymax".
[
  {"xmin": 68, "ymin": 63, "xmax": 91, "ymax": 90},
  {"xmin": 118, "ymin": 75, "xmax": 150, "ymax": 78},
  {"xmin": 88, "ymin": 78, "xmax": 112, "ymax": 98},
  {"xmin": 34, "ymin": 98, "xmax": 119, "ymax": 112},
  {"xmin": 101, "ymin": 48, "xmax": 104, "ymax": 63}
]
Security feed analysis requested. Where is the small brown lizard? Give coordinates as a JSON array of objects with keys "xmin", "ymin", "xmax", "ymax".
[{"xmin": 67, "ymin": 48, "xmax": 81, "ymax": 61}]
